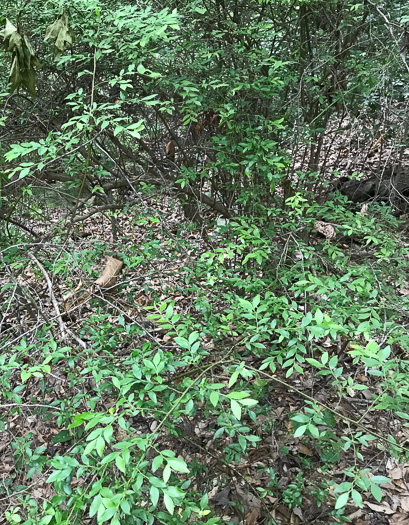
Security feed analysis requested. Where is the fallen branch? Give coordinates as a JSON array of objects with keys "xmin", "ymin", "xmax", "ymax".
[
  {"xmin": 0, "ymin": 215, "xmax": 39, "ymax": 238},
  {"xmin": 28, "ymin": 253, "xmax": 87, "ymax": 348}
]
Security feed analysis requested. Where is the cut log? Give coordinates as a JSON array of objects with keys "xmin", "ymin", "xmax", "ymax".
[{"xmin": 335, "ymin": 168, "xmax": 409, "ymax": 211}]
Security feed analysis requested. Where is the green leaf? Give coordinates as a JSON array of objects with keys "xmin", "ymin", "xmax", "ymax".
[
  {"xmin": 293, "ymin": 425, "xmax": 307, "ymax": 437},
  {"xmin": 159, "ymin": 301, "xmax": 167, "ymax": 312},
  {"xmin": 168, "ymin": 457, "xmax": 189, "ymax": 473},
  {"xmin": 189, "ymin": 331, "xmax": 199, "ymax": 345},
  {"xmin": 291, "ymin": 414, "xmax": 309, "ymax": 423},
  {"xmin": 86, "ymin": 427, "xmax": 103, "ymax": 441},
  {"xmin": 230, "ymin": 399, "xmax": 241, "ymax": 420},
  {"xmin": 96, "ymin": 436, "xmax": 105, "ymax": 456},
  {"xmin": 101, "ymin": 451, "xmax": 120, "ymax": 464},
  {"xmin": 99, "ymin": 507, "xmax": 116, "ymax": 522},
  {"xmin": 121, "ymin": 500, "xmax": 131, "ymax": 515},
  {"xmin": 104, "ymin": 425, "xmax": 113, "ymax": 442},
  {"xmin": 112, "ymin": 376, "xmax": 121, "ymax": 389},
  {"xmin": 335, "ymin": 491, "xmax": 349, "ymax": 509},
  {"xmin": 174, "ymin": 337, "xmax": 190, "ymax": 349},
  {"xmin": 334, "ymin": 482, "xmax": 353, "ymax": 493},
  {"xmin": 149, "ymin": 476, "xmax": 167, "ymax": 488},
  {"xmin": 46, "ymin": 469, "xmax": 69, "ymax": 483},
  {"xmin": 302, "ymin": 312, "xmax": 312, "ymax": 327},
  {"xmin": 328, "ymin": 355, "xmax": 338, "ymax": 369},
  {"xmin": 152, "ymin": 455, "xmax": 163, "ymax": 473},
  {"xmin": 228, "ymin": 370, "xmax": 240, "ymax": 388},
  {"xmin": 371, "ymin": 483, "xmax": 382, "ymax": 502},
  {"xmin": 133, "ymin": 474, "xmax": 143, "ymax": 492},
  {"xmin": 115, "ymin": 455, "xmax": 126, "ymax": 474},
  {"xmin": 210, "ymin": 390, "xmax": 219, "ymax": 407},
  {"xmin": 351, "ymin": 489, "xmax": 363, "ymax": 508},
  {"xmin": 227, "ymin": 391, "xmax": 250, "ymax": 400},
  {"xmin": 89, "ymin": 495, "xmax": 102, "ymax": 518},
  {"xmin": 164, "ymin": 493, "xmax": 174, "ymax": 515},
  {"xmin": 153, "ymin": 352, "xmax": 161, "ymax": 367},
  {"xmin": 252, "ymin": 295, "xmax": 260, "ymax": 308},
  {"xmin": 308, "ymin": 424, "xmax": 319, "ymax": 438},
  {"xmin": 315, "ymin": 309, "xmax": 324, "ymax": 324},
  {"xmin": 306, "ymin": 358, "xmax": 324, "ymax": 368},
  {"xmin": 21, "ymin": 370, "xmax": 31, "ymax": 382},
  {"xmin": 238, "ymin": 398, "xmax": 258, "ymax": 407},
  {"xmin": 83, "ymin": 439, "xmax": 96, "ymax": 456},
  {"xmin": 163, "ymin": 464, "xmax": 171, "ymax": 483},
  {"xmin": 68, "ymin": 412, "xmax": 94, "ymax": 429},
  {"xmin": 150, "ymin": 486, "xmax": 159, "ymax": 507},
  {"xmin": 165, "ymin": 303, "xmax": 174, "ymax": 319},
  {"xmin": 365, "ymin": 340, "xmax": 378, "ymax": 354},
  {"xmin": 371, "ymin": 476, "xmax": 390, "ymax": 484},
  {"xmin": 238, "ymin": 435, "xmax": 246, "ymax": 450}
]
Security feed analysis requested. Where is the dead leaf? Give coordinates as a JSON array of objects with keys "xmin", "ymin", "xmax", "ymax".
[
  {"xmin": 391, "ymin": 512, "xmax": 409, "ymax": 523},
  {"xmin": 389, "ymin": 467, "xmax": 405, "ymax": 479},
  {"xmin": 63, "ymin": 279, "xmax": 83, "ymax": 302},
  {"xmin": 62, "ymin": 280, "xmax": 91, "ymax": 312},
  {"xmin": 285, "ymin": 420, "xmax": 294, "ymax": 432},
  {"xmin": 95, "ymin": 256, "xmax": 123, "ymax": 289},
  {"xmin": 365, "ymin": 502, "xmax": 395, "ymax": 514},
  {"xmin": 400, "ymin": 496, "xmax": 409, "ymax": 511},
  {"xmin": 297, "ymin": 443, "xmax": 313, "ymax": 456},
  {"xmin": 315, "ymin": 220, "xmax": 336, "ymax": 239},
  {"xmin": 370, "ymin": 133, "xmax": 385, "ymax": 152},
  {"xmin": 346, "ymin": 508, "xmax": 363, "ymax": 520},
  {"xmin": 245, "ymin": 508, "xmax": 260, "ymax": 525}
]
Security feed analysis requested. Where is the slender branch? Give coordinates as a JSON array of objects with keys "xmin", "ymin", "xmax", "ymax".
[
  {"xmin": 28, "ymin": 253, "xmax": 87, "ymax": 348},
  {"xmin": 1, "ymin": 403, "xmax": 61, "ymax": 410},
  {"xmin": 0, "ymin": 215, "xmax": 39, "ymax": 238}
]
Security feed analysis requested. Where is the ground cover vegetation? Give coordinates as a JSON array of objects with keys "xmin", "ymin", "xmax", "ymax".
[{"xmin": 2, "ymin": 0, "xmax": 409, "ymax": 523}]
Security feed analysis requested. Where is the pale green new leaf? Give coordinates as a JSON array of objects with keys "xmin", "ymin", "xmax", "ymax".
[
  {"xmin": 335, "ymin": 491, "xmax": 349, "ymax": 509},
  {"xmin": 168, "ymin": 457, "xmax": 189, "ymax": 473},
  {"xmin": 230, "ymin": 399, "xmax": 241, "ymax": 420},
  {"xmin": 163, "ymin": 494, "xmax": 174, "ymax": 515}
]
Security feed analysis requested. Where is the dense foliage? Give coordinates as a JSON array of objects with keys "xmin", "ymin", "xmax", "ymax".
[{"xmin": 2, "ymin": 0, "xmax": 409, "ymax": 523}]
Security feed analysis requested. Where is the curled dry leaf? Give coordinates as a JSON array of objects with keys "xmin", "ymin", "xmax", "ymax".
[
  {"xmin": 315, "ymin": 220, "xmax": 336, "ymax": 239},
  {"xmin": 360, "ymin": 203, "xmax": 368, "ymax": 215},
  {"xmin": 95, "ymin": 256, "xmax": 123, "ymax": 289}
]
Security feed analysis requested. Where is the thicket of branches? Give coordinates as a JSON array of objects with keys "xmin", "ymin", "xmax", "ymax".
[
  {"xmin": 1, "ymin": 0, "xmax": 407, "ymax": 226},
  {"xmin": 2, "ymin": 1, "xmax": 409, "ymax": 524}
]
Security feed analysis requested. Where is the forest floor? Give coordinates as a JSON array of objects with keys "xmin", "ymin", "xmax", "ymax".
[{"xmin": 1, "ymin": 184, "xmax": 409, "ymax": 525}]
